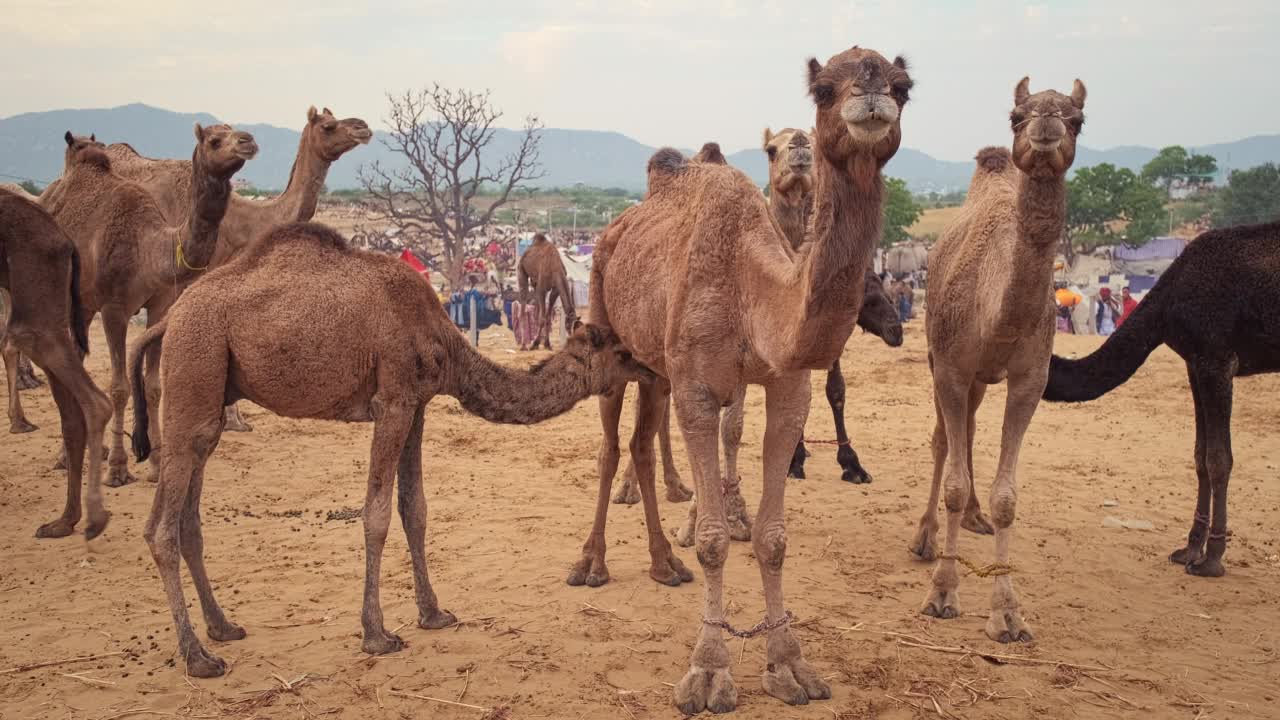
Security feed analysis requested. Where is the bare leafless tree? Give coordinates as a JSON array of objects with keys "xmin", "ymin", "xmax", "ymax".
[{"xmin": 359, "ymin": 85, "xmax": 543, "ymax": 287}]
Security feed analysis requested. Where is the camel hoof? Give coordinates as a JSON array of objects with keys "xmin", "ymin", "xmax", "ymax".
[
  {"xmin": 84, "ymin": 512, "xmax": 111, "ymax": 542},
  {"xmin": 610, "ymin": 481, "xmax": 640, "ymax": 505},
  {"xmin": 728, "ymin": 519, "xmax": 753, "ymax": 543},
  {"xmin": 651, "ymin": 553, "xmax": 694, "ymax": 586},
  {"xmin": 567, "ymin": 557, "xmax": 610, "ymax": 587},
  {"xmin": 16, "ymin": 373, "xmax": 44, "ymax": 391},
  {"xmin": 35, "ymin": 517, "xmax": 77, "ymax": 539},
  {"xmin": 362, "ymin": 630, "xmax": 406, "ymax": 655},
  {"xmin": 674, "ymin": 522, "xmax": 695, "ymax": 548},
  {"xmin": 105, "ymin": 465, "xmax": 137, "ymax": 488},
  {"xmin": 841, "ymin": 467, "xmax": 872, "ymax": 484},
  {"xmin": 675, "ymin": 666, "xmax": 737, "ymax": 715},
  {"xmin": 1169, "ymin": 544, "xmax": 1204, "ymax": 566},
  {"xmin": 184, "ymin": 646, "xmax": 228, "ymax": 678},
  {"xmin": 985, "ymin": 611, "xmax": 1033, "ymax": 643},
  {"xmin": 763, "ymin": 656, "xmax": 831, "ymax": 705},
  {"xmin": 9, "ymin": 418, "xmax": 38, "ymax": 434},
  {"xmin": 419, "ymin": 609, "xmax": 458, "ymax": 630},
  {"xmin": 223, "ymin": 419, "xmax": 253, "ymax": 433},
  {"xmin": 921, "ymin": 588, "xmax": 960, "ymax": 619},
  {"xmin": 208, "ymin": 621, "xmax": 247, "ymax": 642},
  {"xmin": 665, "ymin": 481, "xmax": 694, "ymax": 503},
  {"xmin": 962, "ymin": 509, "xmax": 995, "ymax": 536},
  {"xmin": 908, "ymin": 526, "xmax": 938, "ymax": 561},
  {"xmin": 1186, "ymin": 557, "xmax": 1226, "ymax": 578}
]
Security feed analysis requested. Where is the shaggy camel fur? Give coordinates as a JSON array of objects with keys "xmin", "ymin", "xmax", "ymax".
[
  {"xmin": 104, "ymin": 106, "xmax": 370, "ymax": 432},
  {"xmin": 127, "ymin": 221, "xmax": 650, "ymax": 678},
  {"xmin": 909, "ymin": 78, "xmax": 1086, "ymax": 644},
  {"xmin": 1, "ymin": 189, "xmax": 112, "ymax": 539},
  {"xmin": 516, "ymin": 233, "xmax": 577, "ymax": 350},
  {"xmin": 38, "ymin": 126, "xmax": 257, "ymax": 493},
  {"xmin": 571, "ymin": 47, "xmax": 912, "ymax": 713},
  {"xmin": 1044, "ymin": 221, "xmax": 1279, "ymax": 577}
]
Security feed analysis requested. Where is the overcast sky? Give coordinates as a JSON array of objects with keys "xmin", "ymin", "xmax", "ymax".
[{"xmin": 3, "ymin": 0, "xmax": 1276, "ymax": 160}]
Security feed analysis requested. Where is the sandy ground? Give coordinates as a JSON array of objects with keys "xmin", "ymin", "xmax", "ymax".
[{"xmin": 2, "ymin": 318, "xmax": 1278, "ymax": 720}]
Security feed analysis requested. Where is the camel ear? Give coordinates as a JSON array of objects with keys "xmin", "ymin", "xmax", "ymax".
[
  {"xmin": 307, "ymin": 106, "xmax": 319, "ymax": 123},
  {"xmin": 1014, "ymin": 76, "xmax": 1031, "ymax": 106},
  {"xmin": 571, "ymin": 319, "xmax": 584, "ymax": 332},
  {"xmin": 64, "ymin": 131, "xmax": 74, "ymax": 146},
  {"xmin": 893, "ymin": 54, "xmax": 909, "ymax": 70},
  {"xmin": 1070, "ymin": 79, "xmax": 1087, "ymax": 109},
  {"xmin": 807, "ymin": 57, "xmax": 823, "ymax": 86},
  {"xmin": 762, "ymin": 128, "xmax": 773, "ymax": 150},
  {"xmin": 193, "ymin": 123, "xmax": 205, "ymax": 142},
  {"xmin": 322, "ymin": 107, "xmax": 333, "ymax": 116},
  {"xmin": 89, "ymin": 134, "xmax": 96, "ymax": 143},
  {"xmin": 584, "ymin": 324, "xmax": 611, "ymax": 350}
]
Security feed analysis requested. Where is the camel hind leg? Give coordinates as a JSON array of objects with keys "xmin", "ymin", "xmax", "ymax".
[
  {"xmin": 630, "ymin": 379, "xmax": 692, "ymax": 586},
  {"xmin": 826, "ymin": 360, "xmax": 872, "ymax": 484},
  {"xmin": 659, "ymin": 399, "xmax": 693, "ymax": 502},
  {"xmin": 1171, "ymin": 362, "xmax": 1212, "ymax": 567},
  {"xmin": 1184, "ymin": 360, "xmax": 1233, "ymax": 578},
  {"xmin": 676, "ymin": 384, "xmax": 751, "ymax": 547},
  {"xmin": 911, "ymin": 381, "xmax": 987, "ymax": 560},
  {"xmin": 396, "ymin": 401, "xmax": 457, "ymax": 629},
  {"xmin": 100, "ymin": 308, "xmax": 137, "ymax": 487},
  {"xmin": 4, "ymin": 333, "xmax": 37, "ymax": 433},
  {"xmin": 569, "ymin": 384, "xmax": 626, "ymax": 586}
]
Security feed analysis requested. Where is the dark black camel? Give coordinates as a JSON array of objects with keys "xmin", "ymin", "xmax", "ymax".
[{"xmin": 1043, "ymin": 220, "xmax": 1279, "ymax": 577}]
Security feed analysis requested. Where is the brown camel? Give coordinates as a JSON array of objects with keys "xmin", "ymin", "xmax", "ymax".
[
  {"xmin": 908, "ymin": 78, "xmax": 1087, "ymax": 645},
  {"xmin": 38, "ymin": 125, "xmax": 257, "ymax": 493},
  {"xmin": 516, "ymin": 232, "xmax": 577, "ymax": 350},
  {"xmin": 570, "ymin": 46, "xmax": 912, "ymax": 713},
  {"xmin": 3, "ymin": 291, "xmax": 46, "ymax": 432},
  {"xmin": 1, "ymin": 188, "xmax": 113, "ymax": 539},
  {"xmin": 103, "ymin": 106, "xmax": 371, "ymax": 433},
  {"xmin": 126, "ymin": 221, "xmax": 650, "ymax": 678},
  {"xmin": 1044, "ymin": 220, "xmax": 1280, "ymax": 577}
]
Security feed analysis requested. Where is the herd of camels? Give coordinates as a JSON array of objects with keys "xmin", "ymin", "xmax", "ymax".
[{"xmin": 1, "ymin": 44, "xmax": 1277, "ymax": 714}]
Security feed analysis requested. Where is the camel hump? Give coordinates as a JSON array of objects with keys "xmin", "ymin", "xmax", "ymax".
[
  {"xmin": 263, "ymin": 221, "xmax": 353, "ymax": 252},
  {"xmin": 974, "ymin": 146, "xmax": 1011, "ymax": 173},
  {"xmin": 693, "ymin": 142, "xmax": 727, "ymax": 165}
]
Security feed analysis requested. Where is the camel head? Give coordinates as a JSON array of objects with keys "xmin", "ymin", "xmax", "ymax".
[
  {"xmin": 63, "ymin": 131, "xmax": 107, "ymax": 170},
  {"xmin": 192, "ymin": 123, "xmax": 259, "ymax": 180},
  {"xmin": 807, "ymin": 47, "xmax": 912, "ymax": 171},
  {"xmin": 561, "ymin": 322, "xmax": 654, "ymax": 393},
  {"xmin": 1010, "ymin": 77, "xmax": 1086, "ymax": 180},
  {"xmin": 856, "ymin": 270, "xmax": 903, "ymax": 347},
  {"xmin": 305, "ymin": 106, "xmax": 373, "ymax": 162},
  {"xmin": 762, "ymin": 127, "xmax": 814, "ymax": 199}
]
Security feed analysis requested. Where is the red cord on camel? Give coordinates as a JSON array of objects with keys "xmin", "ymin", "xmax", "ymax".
[{"xmin": 804, "ymin": 438, "xmax": 851, "ymax": 446}]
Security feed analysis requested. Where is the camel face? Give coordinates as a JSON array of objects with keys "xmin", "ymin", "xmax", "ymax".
[
  {"xmin": 63, "ymin": 131, "xmax": 107, "ymax": 170},
  {"xmin": 808, "ymin": 47, "xmax": 912, "ymax": 164},
  {"xmin": 856, "ymin": 272, "xmax": 903, "ymax": 347},
  {"xmin": 763, "ymin": 128, "xmax": 813, "ymax": 196},
  {"xmin": 561, "ymin": 324, "xmax": 654, "ymax": 393},
  {"xmin": 1010, "ymin": 77, "xmax": 1086, "ymax": 179},
  {"xmin": 194, "ymin": 123, "xmax": 259, "ymax": 179},
  {"xmin": 306, "ymin": 106, "xmax": 373, "ymax": 162}
]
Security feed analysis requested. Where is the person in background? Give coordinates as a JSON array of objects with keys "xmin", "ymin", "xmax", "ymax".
[
  {"xmin": 1054, "ymin": 282, "xmax": 1082, "ymax": 334},
  {"xmin": 1096, "ymin": 287, "xmax": 1121, "ymax": 336},
  {"xmin": 501, "ymin": 284, "xmax": 516, "ymax": 330},
  {"xmin": 1117, "ymin": 286, "xmax": 1138, "ymax": 328},
  {"xmin": 892, "ymin": 275, "xmax": 914, "ymax": 321}
]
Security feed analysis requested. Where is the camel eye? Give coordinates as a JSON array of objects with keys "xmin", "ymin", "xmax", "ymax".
[
  {"xmin": 766, "ymin": 147, "xmax": 777, "ymax": 161},
  {"xmin": 210, "ymin": 138, "xmax": 222, "ymax": 149},
  {"xmin": 812, "ymin": 83, "xmax": 835, "ymax": 107}
]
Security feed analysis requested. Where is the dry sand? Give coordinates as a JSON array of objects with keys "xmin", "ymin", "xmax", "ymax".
[{"xmin": 1, "ymin": 320, "xmax": 1277, "ymax": 719}]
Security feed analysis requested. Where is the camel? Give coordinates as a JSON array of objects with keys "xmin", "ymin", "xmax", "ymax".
[
  {"xmin": 37, "ymin": 125, "xmax": 257, "ymax": 494},
  {"xmin": 570, "ymin": 46, "xmax": 913, "ymax": 713},
  {"xmin": 126, "ymin": 221, "xmax": 651, "ymax": 678},
  {"xmin": 3, "ymin": 292, "xmax": 46, "ymax": 432},
  {"xmin": 907, "ymin": 78, "xmax": 1087, "ymax": 645},
  {"xmin": 1043, "ymin": 221, "xmax": 1280, "ymax": 577},
  {"xmin": 1, "ymin": 188, "xmax": 113, "ymax": 539},
  {"xmin": 103, "ymin": 106, "xmax": 371, "ymax": 433},
  {"xmin": 516, "ymin": 233, "xmax": 577, "ymax": 350}
]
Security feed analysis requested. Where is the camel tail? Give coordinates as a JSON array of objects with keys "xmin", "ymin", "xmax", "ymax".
[
  {"xmin": 68, "ymin": 245, "xmax": 89, "ymax": 357},
  {"xmin": 1043, "ymin": 292, "xmax": 1165, "ymax": 403},
  {"xmin": 129, "ymin": 318, "xmax": 168, "ymax": 462}
]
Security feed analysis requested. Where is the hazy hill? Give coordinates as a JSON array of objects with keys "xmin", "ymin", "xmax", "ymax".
[{"xmin": 3, "ymin": 103, "xmax": 1277, "ymax": 193}]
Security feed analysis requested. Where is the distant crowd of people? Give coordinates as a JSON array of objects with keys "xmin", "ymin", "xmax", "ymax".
[{"xmin": 1054, "ymin": 283, "xmax": 1139, "ymax": 335}]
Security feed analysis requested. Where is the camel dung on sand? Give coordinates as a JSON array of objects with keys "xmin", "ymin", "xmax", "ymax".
[
  {"xmin": 569, "ymin": 45, "xmax": 912, "ymax": 714},
  {"xmin": 128, "ymin": 221, "xmax": 651, "ymax": 678},
  {"xmin": 516, "ymin": 232, "xmax": 577, "ymax": 351},
  {"xmin": 1043, "ymin": 220, "xmax": 1280, "ymax": 577},
  {"xmin": 909, "ymin": 77, "xmax": 1086, "ymax": 645},
  {"xmin": 35, "ymin": 125, "xmax": 257, "ymax": 494},
  {"xmin": 1, "ymin": 188, "xmax": 113, "ymax": 540}
]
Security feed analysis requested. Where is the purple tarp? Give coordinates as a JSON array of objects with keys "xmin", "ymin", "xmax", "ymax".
[{"xmin": 1114, "ymin": 236, "xmax": 1185, "ymax": 262}]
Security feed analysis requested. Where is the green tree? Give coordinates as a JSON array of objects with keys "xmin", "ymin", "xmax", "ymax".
[
  {"xmin": 18, "ymin": 180, "xmax": 41, "ymax": 196},
  {"xmin": 1067, "ymin": 163, "xmax": 1166, "ymax": 255},
  {"xmin": 881, "ymin": 176, "xmax": 922, "ymax": 247},
  {"xmin": 1212, "ymin": 163, "xmax": 1280, "ymax": 228},
  {"xmin": 1141, "ymin": 145, "xmax": 1218, "ymax": 197}
]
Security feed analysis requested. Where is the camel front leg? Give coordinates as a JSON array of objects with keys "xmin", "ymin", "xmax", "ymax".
[
  {"xmin": 3, "ymin": 334, "xmax": 37, "ymax": 433},
  {"xmin": 100, "ymin": 309, "xmax": 136, "ymax": 487},
  {"xmin": 677, "ymin": 384, "xmax": 750, "ymax": 548},
  {"xmin": 827, "ymin": 360, "xmax": 870, "ymax": 484},
  {"xmin": 659, "ymin": 399, "xmax": 693, "ymax": 502},
  {"xmin": 920, "ymin": 365, "xmax": 975, "ymax": 620},
  {"xmin": 16, "ymin": 352, "xmax": 43, "ymax": 389},
  {"xmin": 911, "ymin": 381, "xmax": 986, "ymax": 559},
  {"xmin": 672, "ymin": 380, "xmax": 736, "ymax": 715},
  {"xmin": 758, "ymin": 372, "xmax": 830, "ymax": 706},
  {"xmin": 983, "ymin": 370, "xmax": 1043, "ymax": 643},
  {"xmin": 631, "ymin": 380, "xmax": 693, "ymax": 586},
  {"xmin": 360, "ymin": 400, "xmax": 417, "ymax": 655},
  {"xmin": 36, "ymin": 374, "xmax": 84, "ymax": 537},
  {"xmin": 568, "ymin": 385, "xmax": 626, "ymax": 587},
  {"xmin": 396, "ymin": 402, "xmax": 458, "ymax": 628},
  {"xmin": 223, "ymin": 403, "xmax": 253, "ymax": 432}
]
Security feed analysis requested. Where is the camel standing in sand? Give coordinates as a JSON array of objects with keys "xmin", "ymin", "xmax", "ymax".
[
  {"xmin": 37, "ymin": 126, "xmax": 257, "ymax": 493},
  {"xmin": 1, "ymin": 189, "xmax": 113, "ymax": 539},
  {"xmin": 908, "ymin": 78, "xmax": 1087, "ymax": 645},
  {"xmin": 570, "ymin": 47, "xmax": 912, "ymax": 713},
  {"xmin": 516, "ymin": 233, "xmax": 577, "ymax": 350},
  {"xmin": 1044, "ymin": 221, "xmax": 1280, "ymax": 577},
  {"xmin": 102, "ymin": 106, "xmax": 370, "ymax": 433},
  {"xmin": 127, "ymin": 221, "xmax": 649, "ymax": 678}
]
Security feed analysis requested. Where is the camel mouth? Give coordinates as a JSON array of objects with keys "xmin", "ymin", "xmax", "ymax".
[
  {"xmin": 847, "ymin": 118, "xmax": 892, "ymax": 141},
  {"xmin": 787, "ymin": 148, "xmax": 814, "ymax": 173},
  {"xmin": 234, "ymin": 141, "xmax": 260, "ymax": 160},
  {"xmin": 1029, "ymin": 138, "xmax": 1062, "ymax": 152},
  {"xmin": 351, "ymin": 128, "xmax": 373, "ymax": 144},
  {"xmin": 883, "ymin": 325, "xmax": 904, "ymax": 348}
]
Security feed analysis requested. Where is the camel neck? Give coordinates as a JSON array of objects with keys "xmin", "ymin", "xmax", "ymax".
[
  {"xmin": 770, "ymin": 190, "xmax": 809, "ymax": 251},
  {"xmin": 272, "ymin": 133, "xmax": 330, "ymax": 221},
  {"xmin": 1016, "ymin": 172, "xmax": 1067, "ymax": 249},
  {"xmin": 179, "ymin": 153, "xmax": 234, "ymax": 280},
  {"xmin": 992, "ymin": 171, "xmax": 1066, "ymax": 332},
  {"xmin": 446, "ymin": 337, "xmax": 593, "ymax": 423}
]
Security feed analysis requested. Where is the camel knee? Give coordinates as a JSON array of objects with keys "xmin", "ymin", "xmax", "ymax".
[
  {"xmin": 752, "ymin": 520, "xmax": 787, "ymax": 571},
  {"xmin": 694, "ymin": 520, "xmax": 730, "ymax": 570},
  {"xmin": 990, "ymin": 489, "xmax": 1017, "ymax": 528},
  {"xmin": 943, "ymin": 474, "xmax": 970, "ymax": 512}
]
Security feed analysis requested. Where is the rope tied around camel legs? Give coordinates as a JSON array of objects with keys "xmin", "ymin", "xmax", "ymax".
[
  {"xmin": 703, "ymin": 610, "xmax": 795, "ymax": 639},
  {"xmin": 939, "ymin": 555, "xmax": 1015, "ymax": 578},
  {"xmin": 803, "ymin": 438, "xmax": 851, "ymax": 447}
]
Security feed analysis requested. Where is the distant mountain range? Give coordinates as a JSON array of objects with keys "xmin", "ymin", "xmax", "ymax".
[{"xmin": 3, "ymin": 103, "xmax": 1278, "ymax": 194}]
